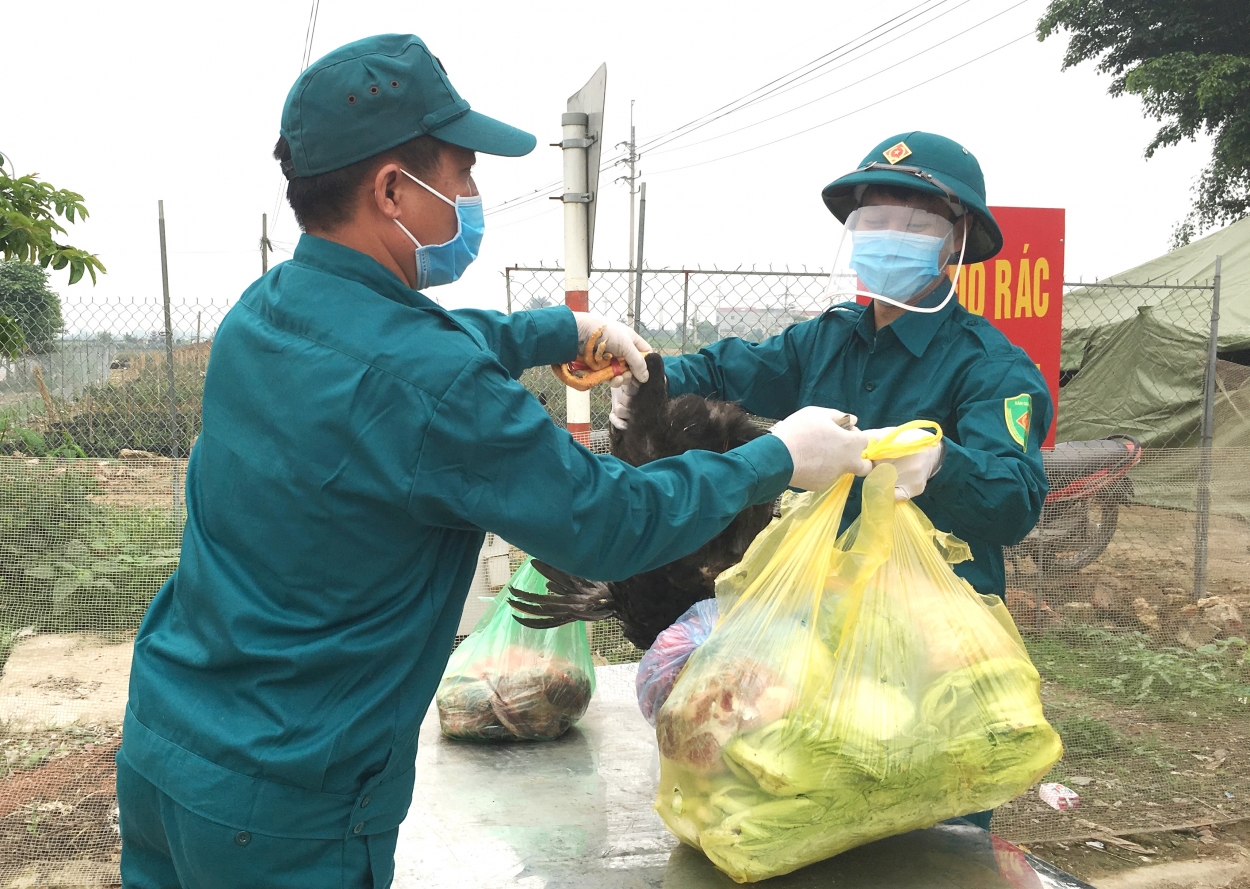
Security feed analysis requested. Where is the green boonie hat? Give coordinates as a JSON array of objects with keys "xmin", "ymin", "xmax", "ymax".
[
  {"xmin": 280, "ymin": 34, "xmax": 536, "ymax": 179},
  {"xmin": 821, "ymin": 131, "xmax": 1003, "ymax": 264}
]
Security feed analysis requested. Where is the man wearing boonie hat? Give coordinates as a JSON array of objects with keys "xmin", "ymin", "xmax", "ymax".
[
  {"xmin": 114, "ymin": 34, "xmax": 874, "ymax": 888},
  {"xmin": 612, "ymin": 130, "xmax": 1051, "ymax": 831}
]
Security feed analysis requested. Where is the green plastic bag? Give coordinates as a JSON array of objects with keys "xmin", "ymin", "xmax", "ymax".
[
  {"xmin": 654, "ymin": 424, "xmax": 1062, "ymax": 882},
  {"xmin": 436, "ymin": 558, "xmax": 596, "ymax": 741}
]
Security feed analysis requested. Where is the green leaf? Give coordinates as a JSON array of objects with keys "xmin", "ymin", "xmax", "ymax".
[
  {"xmin": 52, "ymin": 577, "xmax": 83, "ymax": 596},
  {"xmin": 0, "ymin": 315, "xmax": 24, "ymax": 359}
]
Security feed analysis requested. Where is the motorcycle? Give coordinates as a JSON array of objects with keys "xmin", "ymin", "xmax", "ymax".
[{"xmin": 1008, "ymin": 434, "xmax": 1143, "ymax": 574}]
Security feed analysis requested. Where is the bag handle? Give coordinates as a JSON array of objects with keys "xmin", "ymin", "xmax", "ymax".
[{"xmin": 862, "ymin": 419, "xmax": 943, "ymax": 462}]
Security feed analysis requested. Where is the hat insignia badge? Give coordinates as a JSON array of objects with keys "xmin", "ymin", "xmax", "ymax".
[{"xmin": 883, "ymin": 141, "xmax": 912, "ymax": 164}]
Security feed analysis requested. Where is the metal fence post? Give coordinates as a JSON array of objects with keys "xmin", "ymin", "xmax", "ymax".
[
  {"xmin": 1193, "ymin": 255, "xmax": 1222, "ymax": 600},
  {"xmin": 681, "ymin": 271, "xmax": 690, "ymax": 354},
  {"xmin": 505, "ymin": 267, "xmax": 513, "ymax": 314},
  {"xmin": 633, "ymin": 182, "xmax": 646, "ymax": 333},
  {"xmin": 158, "ymin": 201, "xmax": 181, "ymax": 514}
]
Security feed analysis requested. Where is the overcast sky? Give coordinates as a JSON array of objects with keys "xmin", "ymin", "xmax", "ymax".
[{"xmin": 5, "ymin": 0, "xmax": 1214, "ymax": 322}]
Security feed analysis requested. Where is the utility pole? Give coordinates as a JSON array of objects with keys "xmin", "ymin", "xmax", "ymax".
[
  {"xmin": 633, "ymin": 182, "xmax": 647, "ymax": 333},
  {"xmin": 617, "ymin": 101, "xmax": 640, "ymax": 327},
  {"xmin": 158, "ymin": 202, "xmax": 181, "ymax": 498},
  {"xmin": 260, "ymin": 213, "xmax": 273, "ymax": 274}
]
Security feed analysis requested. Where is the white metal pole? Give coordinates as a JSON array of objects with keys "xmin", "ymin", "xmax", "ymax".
[{"xmin": 560, "ymin": 111, "xmax": 592, "ymax": 445}]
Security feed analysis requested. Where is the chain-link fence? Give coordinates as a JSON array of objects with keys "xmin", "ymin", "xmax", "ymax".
[
  {"xmin": 0, "ymin": 269, "xmax": 1248, "ymax": 884},
  {"xmin": 508, "ymin": 265, "xmax": 833, "ymax": 432},
  {"xmin": 1, "ymin": 297, "xmax": 226, "ymax": 462},
  {"xmin": 0, "ymin": 293, "xmax": 224, "ymax": 886}
]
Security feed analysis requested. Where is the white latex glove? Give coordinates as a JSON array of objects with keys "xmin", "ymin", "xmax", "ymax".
[
  {"xmin": 863, "ymin": 426, "xmax": 945, "ymax": 501},
  {"xmin": 769, "ymin": 407, "xmax": 873, "ymax": 491},
  {"xmin": 609, "ymin": 377, "xmax": 639, "ymax": 430},
  {"xmin": 573, "ymin": 312, "xmax": 651, "ymax": 383}
]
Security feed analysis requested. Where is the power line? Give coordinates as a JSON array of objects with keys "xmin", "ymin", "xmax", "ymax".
[
  {"xmin": 632, "ymin": 0, "xmax": 957, "ymax": 157},
  {"xmin": 271, "ymin": 0, "xmax": 323, "ymax": 243},
  {"xmin": 484, "ymin": 0, "xmax": 949, "ymax": 216},
  {"xmin": 484, "ymin": 2, "xmax": 1029, "ymax": 219},
  {"xmin": 646, "ymin": 0, "xmax": 1026, "ymax": 159},
  {"xmin": 300, "ymin": 0, "xmax": 322, "ymax": 71},
  {"xmin": 489, "ymin": 202, "xmax": 561, "ymax": 232},
  {"xmin": 670, "ymin": 0, "xmax": 973, "ymax": 124},
  {"xmin": 647, "ymin": 31, "xmax": 1035, "ymax": 177}
]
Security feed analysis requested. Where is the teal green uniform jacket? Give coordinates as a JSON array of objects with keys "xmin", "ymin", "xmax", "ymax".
[
  {"xmin": 664, "ymin": 285, "xmax": 1052, "ymax": 599},
  {"xmin": 121, "ymin": 235, "xmax": 793, "ymax": 842}
]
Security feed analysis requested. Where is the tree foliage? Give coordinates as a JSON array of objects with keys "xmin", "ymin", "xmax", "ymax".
[
  {"xmin": 0, "ymin": 260, "xmax": 65, "ymax": 354},
  {"xmin": 1039, "ymin": 1, "xmax": 1250, "ymax": 245},
  {"xmin": 0, "ymin": 151, "xmax": 106, "ymax": 285},
  {"xmin": 0, "ymin": 315, "xmax": 22, "ymax": 360}
]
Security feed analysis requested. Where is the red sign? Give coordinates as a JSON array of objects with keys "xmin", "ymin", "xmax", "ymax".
[{"xmin": 950, "ymin": 206, "xmax": 1064, "ymax": 448}]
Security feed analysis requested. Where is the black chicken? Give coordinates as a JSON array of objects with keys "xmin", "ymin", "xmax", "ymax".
[{"xmin": 508, "ymin": 352, "xmax": 774, "ymax": 650}]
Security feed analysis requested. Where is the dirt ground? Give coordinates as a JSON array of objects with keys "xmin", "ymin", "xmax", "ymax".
[
  {"xmin": 0, "ymin": 636, "xmax": 130, "ymax": 886},
  {"xmin": 0, "ymin": 636, "xmax": 132, "ymax": 733},
  {"xmin": 0, "ymin": 728, "xmax": 121, "ymax": 888},
  {"xmin": 85, "ymin": 458, "xmax": 185, "ymax": 510},
  {"xmin": 1026, "ymin": 818, "xmax": 1250, "ymax": 888},
  {"xmin": 1008, "ymin": 503, "xmax": 1250, "ymax": 608}
]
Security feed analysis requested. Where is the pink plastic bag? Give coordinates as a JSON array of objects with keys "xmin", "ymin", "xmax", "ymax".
[{"xmin": 636, "ymin": 599, "xmax": 719, "ymax": 725}]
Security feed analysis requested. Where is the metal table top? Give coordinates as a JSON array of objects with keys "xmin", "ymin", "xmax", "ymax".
[{"xmin": 395, "ymin": 665, "xmax": 1094, "ymax": 889}]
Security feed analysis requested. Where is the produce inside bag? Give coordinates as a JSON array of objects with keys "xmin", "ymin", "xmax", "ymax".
[
  {"xmin": 636, "ymin": 598, "xmax": 720, "ymax": 726},
  {"xmin": 653, "ymin": 424, "xmax": 1062, "ymax": 883},
  {"xmin": 436, "ymin": 558, "xmax": 595, "ymax": 741}
]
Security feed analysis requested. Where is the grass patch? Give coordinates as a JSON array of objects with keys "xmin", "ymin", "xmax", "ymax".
[
  {"xmin": 0, "ymin": 459, "xmax": 180, "ymax": 668},
  {"xmin": 1026, "ymin": 627, "xmax": 1250, "ymax": 721},
  {"xmin": 1040, "ymin": 711, "xmax": 1182, "ymax": 792},
  {"xmin": 1050, "ymin": 714, "xmax": 1126, "ymax": 759}
]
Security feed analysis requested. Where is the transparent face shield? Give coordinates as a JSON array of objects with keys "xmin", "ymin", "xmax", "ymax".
[{"xmin": 823, "ymin": 172, "xmax": 969, "ymax": 314}]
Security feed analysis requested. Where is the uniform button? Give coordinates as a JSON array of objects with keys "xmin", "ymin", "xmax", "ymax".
[
  {"xmin": 234, "ymin": 831, "xmax": 251, "ymax": 846},
  {"xmin": 353, "ymin": 822, "xmax": 365, "ymax": 835},
  {"xmin": 864, "ymin": 381, "xmax": 876, "ymax": 392},
  {"xmin": 360, "ymin": 795, "xmax": 372, "ymax": 808}
]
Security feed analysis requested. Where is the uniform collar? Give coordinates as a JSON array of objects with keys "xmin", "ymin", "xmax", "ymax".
[
  {"xmin": 292, "ymin": 234, "xmax": 435, "ymax": 310},
  {"xmin": 854, "ymin": 280, "xmax": 957, "ymax": 357}
]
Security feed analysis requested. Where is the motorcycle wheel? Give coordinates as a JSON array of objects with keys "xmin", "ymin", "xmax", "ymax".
[{"xmin": 1037, "ymin": 495, "xmax": 1120, "ymax": 573}]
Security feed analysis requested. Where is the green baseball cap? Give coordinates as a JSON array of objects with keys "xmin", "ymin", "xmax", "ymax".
[
  {"xmin": 821, "ymin": 131, "xmax": 1003, "ymax": 263},
  {"xmin": 280, "ymin": 34, "xmax": 536, "ymax": 178}
]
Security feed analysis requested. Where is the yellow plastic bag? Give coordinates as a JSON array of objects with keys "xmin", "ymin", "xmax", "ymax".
[{"xmin": 653, "ymin": 423, "xmax": 1062, "ymax": 883}]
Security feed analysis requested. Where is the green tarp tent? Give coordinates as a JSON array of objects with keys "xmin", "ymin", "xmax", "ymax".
[{"xmin": 1059, "ymin": 216, "xmax": 1250, "ymax": 448}]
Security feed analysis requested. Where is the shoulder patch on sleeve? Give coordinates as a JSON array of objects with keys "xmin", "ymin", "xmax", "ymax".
[{"xmin": 1004, "ymin": 394, "xmax": 1032, "ymax": 449}]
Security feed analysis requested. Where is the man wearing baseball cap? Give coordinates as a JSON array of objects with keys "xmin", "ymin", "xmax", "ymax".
[
  {"xmin": 613, "ymin": 131, "xmax": 1052, "ymax": 826},
  {"xmin": 115, "ymin": 34, "xmax": 871, "ymax": 888}
]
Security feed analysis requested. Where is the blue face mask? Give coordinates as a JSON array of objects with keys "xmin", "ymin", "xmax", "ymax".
[
  {"xmin": 850, "ymin": 229, "xmax": 945, "ymax": 302},
  {"xmin": 394, "ymin": 170, "xmax": 484, "ymax": 290}
]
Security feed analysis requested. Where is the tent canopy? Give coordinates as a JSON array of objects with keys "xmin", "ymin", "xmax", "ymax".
[
  {"xmin": 1059, "ymin": 217, "xmax": 1250, "ymax": 448},
  {"xmin": 1063, "ymin": 215, "xmax": 1250, "ymax": 374}
]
